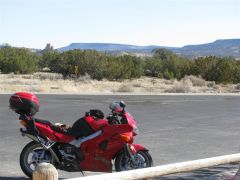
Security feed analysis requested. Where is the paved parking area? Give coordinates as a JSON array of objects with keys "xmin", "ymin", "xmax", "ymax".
[{"xmin": 1, "ymin": 94, "xmax": 240, "ymax": 179}]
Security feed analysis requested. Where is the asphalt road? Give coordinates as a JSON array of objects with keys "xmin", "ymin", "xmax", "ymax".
[{"xmin": 1, "ymin": 94, "xmax": 240, "ymax": 179}]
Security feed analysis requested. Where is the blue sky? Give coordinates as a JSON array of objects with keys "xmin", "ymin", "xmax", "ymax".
[{"xmin": 0, "ymin": 0, "xmax": 239, "ymax": 48}]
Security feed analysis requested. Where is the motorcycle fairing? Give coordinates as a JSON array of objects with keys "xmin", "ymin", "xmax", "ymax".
[
  {"xmin": 130, "ymin": 143, "xmax": 148, "ymax": 154},
  {"xmin": 35, "ymin": 122, "xmax": 74, "ymax": 142},
  {"xmin": 77, "ymin": 125, "xmax": 133, "ymax": 172}
]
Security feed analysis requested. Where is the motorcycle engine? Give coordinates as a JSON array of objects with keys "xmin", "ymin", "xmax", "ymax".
[
  {"xmin": 61, "ymin": 144, "xmax": 84, "ymax": 161},
  {"xmin": 58, "ymin": 144, "xmax": 84, "ymax": 172},
  {"xmin": 63, "ymin": 144, "xmax": 76, "ymax": 154}
]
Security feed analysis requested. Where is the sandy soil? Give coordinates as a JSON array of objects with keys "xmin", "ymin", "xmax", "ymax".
[{"xmin": 0, "ymin": 72, "xmax": 239, "ymax": 94}]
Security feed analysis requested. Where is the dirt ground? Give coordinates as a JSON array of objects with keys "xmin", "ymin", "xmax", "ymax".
[{"xmin": 0, "ymin": 72, "xmax": 238, "ymax": 94}]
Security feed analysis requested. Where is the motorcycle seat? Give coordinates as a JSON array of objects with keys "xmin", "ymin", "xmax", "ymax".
[
  {"xmin": 33, "ymin": 117, "xmax": 94, "ymax": 138},
  {"xmin": 50, "ymin": 124, "xmax": 74, "ymax": 136},
  {"xmin": 34, "ymin": 118, "xmax": 75, "ymax": 136}
]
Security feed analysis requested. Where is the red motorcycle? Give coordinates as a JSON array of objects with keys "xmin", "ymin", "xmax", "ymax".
[{"xmin": 9, "ymin": 92, "xmax": 153, "ymax": 177}]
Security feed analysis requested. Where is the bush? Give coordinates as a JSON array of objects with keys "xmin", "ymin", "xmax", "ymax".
[
  {"xmin": 118, "ymin": 84, "xmax": 134, "ymax": 92},
  {"xmin": 33, "ymin": 72, "xmax": 63, "ymax": 80},
  {"xmin": 183, "ymin": 75, "xmax": 207, "ymax": 87},
  {"xmin": 1, "ymin": 45, "xmax": 240, "ymax": 85},
  {"xmin": 39, "ymin": 51, "xmax": 60, "ymax": 69},
  {"xmin": 0, "ymin": 46, "xmax": 38, "ymax": 74},
  {"xmin": 47, "ymin": 50, "xmax": 143, "ymax": 81},
  {"xmin": 165, "ymin": 79, "xmax": 195, "ymax": 93}
]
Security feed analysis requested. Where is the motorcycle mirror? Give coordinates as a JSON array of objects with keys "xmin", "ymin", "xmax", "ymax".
[{"xmin": 119, "ymin": 100, "xmax": 126, "ymax": 109}]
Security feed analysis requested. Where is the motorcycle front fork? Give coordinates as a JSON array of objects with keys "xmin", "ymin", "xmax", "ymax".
[{"xmin": 124, "ymin": 143, "xmax": 137, "ymax": 165}]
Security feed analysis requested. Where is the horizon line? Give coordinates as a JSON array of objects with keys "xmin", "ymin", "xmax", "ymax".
[{"xmin": 1, "ymin": 38, "xmax": 240, "ymax": 50}]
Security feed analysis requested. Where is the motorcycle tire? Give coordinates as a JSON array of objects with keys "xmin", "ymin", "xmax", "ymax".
[
  {"xmin": 20, "ymin": 141, "xmax": 54, "ymax": 177},
  {"xmin": 115, "ymin": 150, "xmax": 152, "ymax": 172}
]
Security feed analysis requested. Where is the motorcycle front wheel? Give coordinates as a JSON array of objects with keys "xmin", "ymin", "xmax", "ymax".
[
  {"xmin": 20, "ymin": 141, "xmax": 54, "ymax": 177},
  {"xmin": 115, "ymin": 150, "xmax": 153, "ymax": 172}
]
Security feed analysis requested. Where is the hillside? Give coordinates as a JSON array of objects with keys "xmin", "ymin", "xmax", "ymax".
[
  {"xmin": 58, "ymin": 39, "xmax": 240, "ymax": 59},
  {"xmin": 1, "ymin": 39, "xmax": 240, "ymax": 59},
  {"xmin": 174, "ymin": 39, "xmax": 240, "ymax": 59},
  {"xmin": 58, "ymin": 43, "xmax": 162, "ymax": 54}
]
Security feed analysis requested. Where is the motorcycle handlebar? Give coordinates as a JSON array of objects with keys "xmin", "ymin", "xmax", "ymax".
[{"xmin": 107, "ymin": 112, "xmax": 128, "ymax": 125}]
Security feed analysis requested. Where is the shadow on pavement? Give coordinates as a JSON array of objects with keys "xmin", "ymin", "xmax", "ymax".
[{"xmin": 156, "ymin": 164, "xmax": 239, "ymax": 180}]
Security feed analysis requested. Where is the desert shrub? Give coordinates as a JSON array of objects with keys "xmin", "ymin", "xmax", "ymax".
[
  {"xmin": 191, "ymin": 56, "xmax": 235, "ymax": 84},
  {"xmin": 144, "ymin": 57, "xmax": 163, "ymax": 77},
  {"xmin": 33, "ymin": 72, "xmax": 63, "ymax": 80},
  {"xmin": 232, "ymin": 62, "xmax": 240, "ymax": 83},
  {"xmin": 39, "ymin": 51, "xmax": 61, "ymax": 69},
  {"xmin": 144, "ymin": 48, "xmax": 190, "ymax": 80},
  {"xmin": 163, "ymin": 70, "xmax": 174, "ymax": 80},
  {"xmin": 132, "ymin": 81, "xmax": 143, "ymax": 87},
  {"xmin": 165, "ymin": 79, "xmax": 194, "ymax": 93},
  {"xmin": 183, "ymin": 75, "xmax": 207, "ymax": 87},
  {"xmin": 77, "ymin": 73, "xmax": 92, "ymax": 83},
  {"xmin": 0, "ymin": 46, "xmax": 38, "ymax": 74},
  {"xmin": 48, "ymin": 50, "xmax": 143, "ymax": 80},
  {"xmin": 118, "ymin": 84, "xmax": 134, "ymax": 92},
  {"xmin": 1, "ymin": 44, "xmax": 240, "ymax": 85},
  {"xmin": 231, "ymin": 83, "xmax": 240, "ymax": 92},
  {"xmin": 105, "ymin": 55, "xmax": 143, "ymax": 80}
]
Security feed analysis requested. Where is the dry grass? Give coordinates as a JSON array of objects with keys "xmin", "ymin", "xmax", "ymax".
[
  {"xmin": 183, "ymin": 75, "xmax": 208, "ymax": 87},
  {"xmin": 165, "ymin": 79, "xmax": 196, "ymax": 93},
  {"xmin": 0, "ymin": 72, "xmax": 235, "ymax": 94}
]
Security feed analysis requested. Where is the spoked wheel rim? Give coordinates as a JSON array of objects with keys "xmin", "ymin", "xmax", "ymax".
[
  {"xmin": 23, "ymin": 143, "xmax": 54, "ymax": 173},
  {"xmin": 116, "ymin": 151, "xmax": 151, "ymax": 171}
]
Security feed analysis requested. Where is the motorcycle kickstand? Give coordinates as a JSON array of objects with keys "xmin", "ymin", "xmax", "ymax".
[{"xmin": 80, "ymin": 169, "xmax": 85, "ymax": 176}]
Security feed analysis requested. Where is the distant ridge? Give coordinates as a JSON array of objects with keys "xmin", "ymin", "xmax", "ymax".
[
  {"xmin": 58, "ymin": 43, "xmax": 164, "ymax": 53},
  {"xmin": 1, "ymin": 39, "xmax": 240, "ymax": 59},
  {"xmin": 58, "ymin": 39, "xmax": 240, "ymax": 59},
  {"xmin": 174, "ymin": 39, "xmax": 240, "ymax": 58}
]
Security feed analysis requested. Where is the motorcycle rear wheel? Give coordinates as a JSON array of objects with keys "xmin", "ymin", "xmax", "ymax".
[
  {"xmin": 115, "ymin": 150, "xmax": 152, "ymax": 172},
  {"xmin": 20, "ymin": 141, "xmax": 54, "ymax": 177}
]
